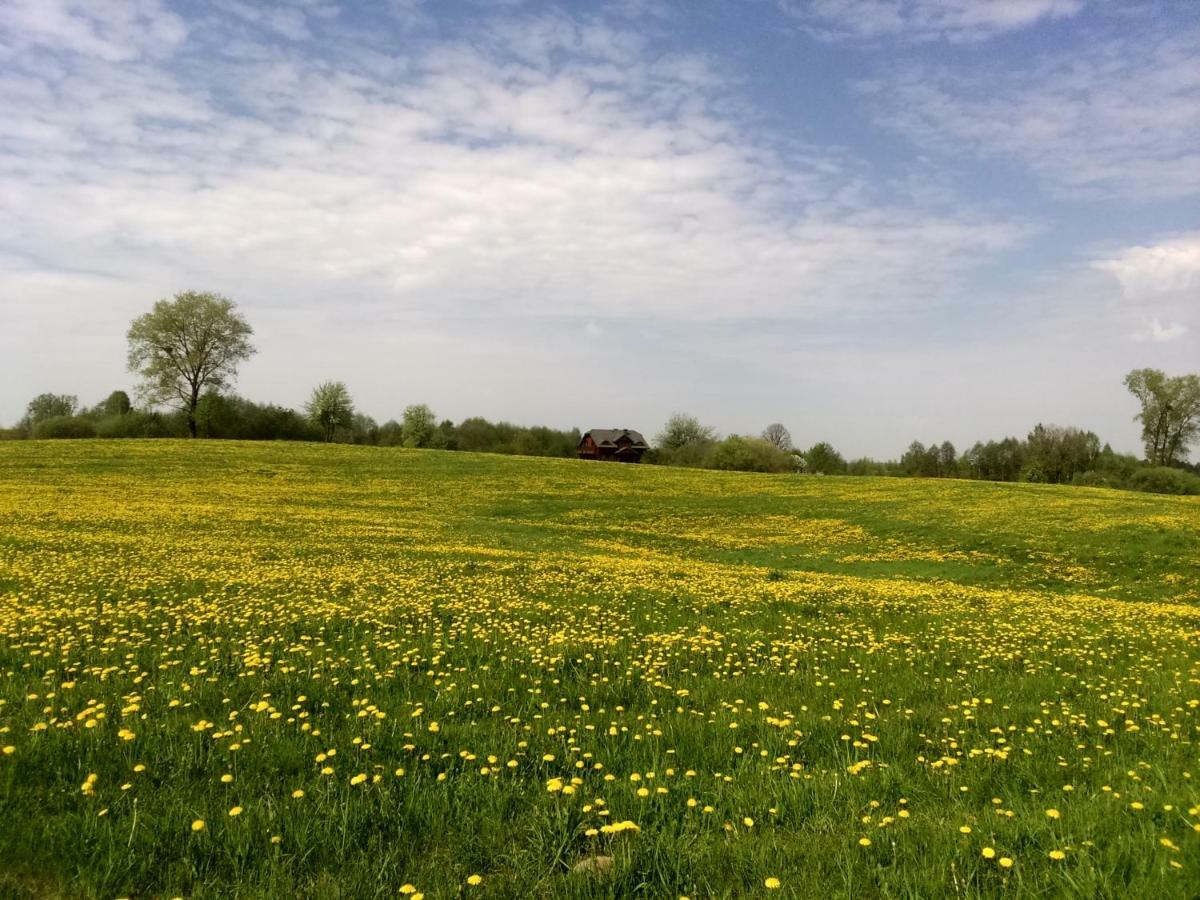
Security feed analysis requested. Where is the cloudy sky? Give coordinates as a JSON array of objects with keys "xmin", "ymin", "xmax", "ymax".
[{"xmin": 1, "ymin": 0, "xmax": 1197, "ymax": 456}]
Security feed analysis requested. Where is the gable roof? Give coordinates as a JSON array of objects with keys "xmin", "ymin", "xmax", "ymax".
[{"xmin": 582, "ymin": 428, "xmax": 648, "ymax": 449}]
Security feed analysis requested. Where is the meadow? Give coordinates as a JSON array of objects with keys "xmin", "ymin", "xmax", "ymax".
[{"xmin": 1, "ymin": 440, "xmax": 1198, "ymax": 899}]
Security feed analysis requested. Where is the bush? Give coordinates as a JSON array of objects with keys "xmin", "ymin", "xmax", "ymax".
[
  {"xmin": 656, "ymin": 441, "xmax": 716, "ymax": 468},
  {"xmin": 709, "ymin": 436, "xmax": 795, "ymax": 473},
  {"xmin": 31, "ymin": 416, "xmax": 97, "ymax": 439},
  {"xmin": 804, "ymin": 441, "xmax": 847, "ymax": 475},
  {"xmin": 94, "ymin": 411, "xmax": 181, "ymax": 438},
  {"xmin": 1127, "ymin": 467, "xmax": 1200, "ymax": 496}
]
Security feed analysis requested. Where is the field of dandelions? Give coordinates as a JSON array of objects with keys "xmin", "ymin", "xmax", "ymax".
[{"xmin": 1, "ymin": 440, "xmax": 1199, "ymax": 898}]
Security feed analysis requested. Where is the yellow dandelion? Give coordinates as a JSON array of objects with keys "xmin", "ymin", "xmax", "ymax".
[{"xmin": 764, "ymin": 876, "xmax": 781, "ymax": 889}]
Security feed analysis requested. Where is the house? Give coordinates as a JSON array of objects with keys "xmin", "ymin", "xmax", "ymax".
[{"xmin": 577, "ymin": 428, "xmax": 649, "ymax": 463}]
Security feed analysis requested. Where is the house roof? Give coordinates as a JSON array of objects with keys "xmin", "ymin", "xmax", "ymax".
[{"xmin": 582, "ymin": 428, "xmax": 648, "ymax": 449}]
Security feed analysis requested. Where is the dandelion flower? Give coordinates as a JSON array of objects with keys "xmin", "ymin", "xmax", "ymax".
[
  {"xmin": 981, "ymin": 847, "xmax": 996, "ymax": 859},
  {"xmin": 466, "ymin": 875, "xmax": 483, "ymax": 886},
  {"xmin": 191, "ymin": 819, "xmax": 205, "ymax": 832},
  {"xmin": 764, "ymin": 876, "xmax": 781, "ymax": 889}
]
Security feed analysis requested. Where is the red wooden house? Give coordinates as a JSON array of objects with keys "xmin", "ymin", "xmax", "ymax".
[{"xmin": 577, "ymin": 428, "xmax": 649, "ymax": 463}]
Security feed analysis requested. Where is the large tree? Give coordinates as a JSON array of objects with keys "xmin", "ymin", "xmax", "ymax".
[
  {"xmin": 1124, "ymin": 369, "xmax": 1200, "ymax": 466},
  {"xmin": 127, "ymin": 291, "xmax": 255, "ymax": 438},
  {"xmin": 305, "ymin": 381, "xmax": 355, "ymax": 442}
]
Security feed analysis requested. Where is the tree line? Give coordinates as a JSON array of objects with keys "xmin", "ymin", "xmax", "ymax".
[{"xmin": 5, "ymin": 291, "xmax": 1199, "ymax": 495}]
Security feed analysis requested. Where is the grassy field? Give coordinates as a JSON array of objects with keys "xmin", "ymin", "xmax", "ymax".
[{"xmin": 1, "ymin": 440, "xmax": 1199, "ymax": 898}]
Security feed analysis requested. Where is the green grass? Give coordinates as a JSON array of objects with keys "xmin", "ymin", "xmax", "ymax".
[{"xmin": 0, "ymin": 439, "xmax": 1198, "ymax": 898}]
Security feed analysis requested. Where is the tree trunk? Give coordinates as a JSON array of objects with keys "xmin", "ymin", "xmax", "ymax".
[{"xmin": 187, "ymin": 387, "xmax": 199, "ymax": 438}]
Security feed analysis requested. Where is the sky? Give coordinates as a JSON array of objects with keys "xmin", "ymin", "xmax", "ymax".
[{"xmin": 1, "ymin": 0, "xmax": 1197, "ymax": 458}]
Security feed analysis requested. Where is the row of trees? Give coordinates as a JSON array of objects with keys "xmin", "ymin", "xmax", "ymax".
[
  {"xmin": 653, "ymin": 411, "xmax": 1198, "ymax": 494},
  {"xmin": 9, "ymin": 388, "xmax": 581, "ymax": 458},
  {"xmin": 653, "ymin": 414, "xmax": 848, "ymax": 475},
  {"xmin": 5, "ymin": 290, "xmax": 1199, "ymax": 494}
]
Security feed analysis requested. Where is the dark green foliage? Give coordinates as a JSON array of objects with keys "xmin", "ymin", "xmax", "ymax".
[
  {"xmin": 962, "ymin": 437, "xmax": 1025, "ymax": 482},
  {"xmin": 30, "ymin": 415, "xmax": 96, "ymax": 439},
  {"xmin": 1127, "ymin": 466, "xmax": 1200, "ymax": 496},
  {"xmin": 847, "ymin": 457, "xmax": 890, "ymax": 476},
  {"xmin": 93, "ymin": 410, "xmax": 178, "ymax": 438},
  {"xmin": 803, "ymin": 441, "xmax": 847, "ymax": 475},
  {"xmin": 98, "ymin": 390, "xmax": 132, "ymax": 417},
  {"xmin": 197, "ymin": 392, "xmax": 321, "ymax": 441},
  {"xmin": 377, "ymin": 420, "xmax": 405, "ymax": 446}
]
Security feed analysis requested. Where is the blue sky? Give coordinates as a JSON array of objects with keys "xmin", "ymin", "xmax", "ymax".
[{"xmin": 1, "ymin": 0, "xmax": 1197, "ymax": 457}]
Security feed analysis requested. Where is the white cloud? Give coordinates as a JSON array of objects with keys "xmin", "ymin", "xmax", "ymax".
[
  {"xmin": 1094, "ymin": 233, "xmax": 1200, "ymax": 302},
  {"xmin": 1133, "ymin": 319, "xmax": 1188, "ymax": 343},
  {"xmin": 782, "ymin": 0, "xmax": 1084, "ymax": 42},
  {"xmin": 0, "ymin": 8, "xmax": 1025, "ymax": 329},
  {"xmin": 1094, "ymin": 233, "xmax": 1199, "ymax": 344},
  {"xmin": 0, "ymin": 0, "xmax": 187, "ymax": 62},
  {"xmin": 860, "ymin": 29, "xmax": 1200, "ymax": 198}
]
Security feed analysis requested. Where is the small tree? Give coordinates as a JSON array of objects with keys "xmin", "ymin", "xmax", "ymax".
[
  {"xmin": 127, "ymin": 291, "xmax": 255, "ymax": 438},
  {"xmin": 804, "ymin": 441, "xmax": 847, "ymax": 475},
  {"xmin": 402, "ymin": 404, "xmax": 437, "ymax": 448},
  {"xmin": 1124, "ymin": 369, "xmax": 1200, "ymax": 466},
  {"xmin": 305, "ymin": 381, "xmax": 355, "ymax": 442},
  {"xmin": 761, "ymin": 423, "xmax": 793, "ymax": 451},
  {"xmin": 657, "ymin": 412, "xmax": 717, "ymax": 450},
  {"xmin": 22, "ymin": 393, "xmax": 78, "ymax": 427},
  {"xmin": 100, "ymin": 390, "xmax": 132, "ymax": 417}
]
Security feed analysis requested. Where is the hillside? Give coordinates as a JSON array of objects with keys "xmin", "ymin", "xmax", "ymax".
[{"xmin": 1, "ymin": 441, "xmax": 1198, "ymax": 898}]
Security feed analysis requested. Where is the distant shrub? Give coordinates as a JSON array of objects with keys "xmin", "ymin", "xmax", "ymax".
[
  {"xmin": 848, "ymin": 457, "xmax": 888, "ymax": 476},
  {"xmin": 710, "ymin": 436, "xmax": 795, "ymax": 473},
  {"xmin": 1128, "ymin": 467, "xmax": 1200, "ymax": 496},
  {"xmin": 31, "ymin": 416, "xmax": 96, "ymax": 439},
  {"xmin": 1070, "ymin": 471, "xmax": 1123, "ymax": 490},
  {"xmin": 804, "ymin": 441, "xmax": 847, "ymax": 475},
  {"xmin": 94, "ymin": 411, "xmax": 177, "ymax": 438}
]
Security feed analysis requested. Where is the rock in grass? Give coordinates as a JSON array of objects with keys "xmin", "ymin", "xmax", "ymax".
[{"xmin": 571, "ymin": 856, "xmax": 614, "ymax": 877}]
